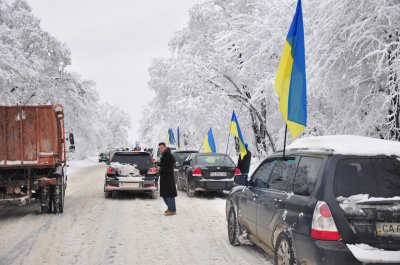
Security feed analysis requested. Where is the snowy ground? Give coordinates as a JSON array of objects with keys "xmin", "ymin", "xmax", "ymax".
[{"xmin": 0, "ymin": 159, "xmax": 272, "ymax": 265}]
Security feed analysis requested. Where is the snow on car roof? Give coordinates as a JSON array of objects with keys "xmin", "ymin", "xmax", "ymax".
[{"xmin": 287, "ymin": 135, "xmax": 400, "ymax": 157}]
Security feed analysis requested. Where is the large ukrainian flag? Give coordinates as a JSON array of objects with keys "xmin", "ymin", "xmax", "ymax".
[
  {"xmin": 274, "ymin": 0, "xmax": 307, "ymax": 140},
  {"xmin": 203, "ymin": 128, "xmax": 216, "ymax": 153},
  {"xmin": 230, "ymin": 111, "xmax": 247, "ymax": 159}
]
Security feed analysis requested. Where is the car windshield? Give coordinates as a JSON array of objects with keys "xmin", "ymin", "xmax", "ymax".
[
  {"xmin": 174, "ymin": 152, "xmax": 195, "ymax": 163},
  {"xmin": 195, "ymin": 155, "xmax": 235, "ymax": 166},
  {"xmin": 336, "ymin": 157, "xmax": 400, "ymax": 198},
  {"xmin": 111, "ymin": 154, "xmax": 153, "ymax": 168}
]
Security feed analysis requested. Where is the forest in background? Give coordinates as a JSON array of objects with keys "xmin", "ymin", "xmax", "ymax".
[
  {"xmin": 140, "ymin": 0, "xmax": 400, "ymax": 157},
  {"xmin": 0, "ymin": 0, "xmax": 131, "ymax": 159}
]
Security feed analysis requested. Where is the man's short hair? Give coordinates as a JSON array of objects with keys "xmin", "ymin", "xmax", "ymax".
[{"xmin": 158, "ymin": 142, "xmax": 166, "ymax": 147}]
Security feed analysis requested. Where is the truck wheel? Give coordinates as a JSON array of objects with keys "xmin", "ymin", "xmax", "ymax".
[
  {"xmin": 186, "ymin": 178, "xmax": 195, "ymax": 197},
  {"xmin": 52, "ymin": 185, "xmax": 64, "ymax": 214},
  {"xmin": 40, "ymin": 186, "xmax": 52, "ymax": 214},
  {"xmin": 105, "ymin": 191, "xmax": 112, "ymax": 199}
]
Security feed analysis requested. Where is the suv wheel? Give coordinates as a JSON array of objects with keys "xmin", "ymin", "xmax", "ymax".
[
  {"xmin": 274, "ymin": 233, "xmax": 295, "ymax": 265},
  {"xmin": 105, "ymin": 191, "xmax": 112, "ymax": 198},
  {"xmin": 150, "ymin": 190, "xmax": 158, "ymax": 199},
  {"xmin": 186, "ymin": 178, "xmax": 195, "ymax": 197},
  {"xmin": 228, "ymin": 208, "xmax": 240, "ymax": 245}
]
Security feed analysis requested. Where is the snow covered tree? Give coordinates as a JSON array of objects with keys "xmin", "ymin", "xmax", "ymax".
[
  {"xmin": 0, "ymin": 0, "xmax": 131, "ymax": 158},
  {"xmin": 141, "ymin": 0, "xmax": 400, "ymax": 156}
]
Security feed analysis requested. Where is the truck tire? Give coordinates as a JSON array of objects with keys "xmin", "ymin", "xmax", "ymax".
[
  {"xmin": 52, "ymin": 184, "xmax": 64, "ymax": 214},
  {"xmin": 40, "ymin": 186, "xmax": 52, "ymax": 214}
]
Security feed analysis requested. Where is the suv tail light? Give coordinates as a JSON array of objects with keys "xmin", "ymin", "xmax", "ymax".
[
  {"xmin": 192, "ymin": 167, "xmax": 202, "ymax": 177},
  {"xmin": 107, "ymin": 167, "xmax": 116, "ymax": 175},
  {"xmin": 311, "ymin": 201, "xmax": 341, "ymax": 241},
  {"xmin": 147, "ymin": 167, "xmax": 157, "ymax": 174},
  {"xmin": 234, "ymin": 168, "xmax": 241, "ymax": 176}
]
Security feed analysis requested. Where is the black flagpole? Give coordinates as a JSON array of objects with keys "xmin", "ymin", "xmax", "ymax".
[{"xmin": 283, "ymin": 125, "xmax": 288, "ymax": 158}]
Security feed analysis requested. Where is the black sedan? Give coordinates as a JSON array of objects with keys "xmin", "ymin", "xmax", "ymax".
[{"xmin": 176, "ymin": 153, "xmax": 240, "ymax": 197}]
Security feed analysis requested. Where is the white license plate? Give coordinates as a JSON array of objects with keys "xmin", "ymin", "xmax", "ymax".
[
  {"xmin": 210, "ymin": 172, "xmax": 227, "ymax": 177},
  {"xmin": 376, "ymin": 222, "xmax": 400, "ymax": 237},
  {"xmin": 123, "ymin": 182, "xmax": 140, "ymax": 188}
]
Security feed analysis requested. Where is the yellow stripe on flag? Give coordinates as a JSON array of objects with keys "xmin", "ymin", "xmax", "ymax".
[{"xmin": 274, "ymin": 41, "xmax": 305, "ymax": 140}]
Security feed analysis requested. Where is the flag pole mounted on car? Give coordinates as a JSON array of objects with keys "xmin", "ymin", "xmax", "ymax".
[{"xmin": 274, "ymin": 0, "xmax": 307, "ymax": 158}]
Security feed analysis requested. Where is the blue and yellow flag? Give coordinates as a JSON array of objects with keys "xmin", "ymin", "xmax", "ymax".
[
  {"xmin": 274, "ymin": 0, "xmax": 307, "ymax": 140},
  {"xmin": 230, "ymin": 111, "xmax": 247, "ymax": 159},
  {"xmin": 168, "ymin": 128, "xmax": 176, "ymax": 145},
  {"xmin": 203, "ymin": 128, "xmax": 216, "ymax": 153}
]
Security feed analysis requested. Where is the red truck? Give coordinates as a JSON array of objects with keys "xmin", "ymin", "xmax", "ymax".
[{"xmin": 0, "ymin": 104, "xmax": 74, "ymax": 213}]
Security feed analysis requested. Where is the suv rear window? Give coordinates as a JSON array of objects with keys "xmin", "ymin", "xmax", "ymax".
[
  {"xmin": 112, "ymin": 154, "xmax": 153, "ymax": 168},
  {"xmin": 336, "ymin": 158, "xmax": 400, "ymax": 198}
]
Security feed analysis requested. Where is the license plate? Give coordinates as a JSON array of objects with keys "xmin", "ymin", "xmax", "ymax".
[
  {"xmin": 123, "ymin": 182, "xmax": 140, "ymax": 188},
  {"xmin": 376, "ymin": 222, "xmax": 400, "ymax": 237},
  {"xmin": 210, "ymin": 172, "xmax": 227, "ymax": 177}
]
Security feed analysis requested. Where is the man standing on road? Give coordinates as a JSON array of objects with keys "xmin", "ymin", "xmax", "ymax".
[
  {"xmin": 237, "ymin": 144, "xmax": 251, "ymax": 177},
  {"xmin": 157, "ymin": 142, "xmax": 177, "ymax": 216}
]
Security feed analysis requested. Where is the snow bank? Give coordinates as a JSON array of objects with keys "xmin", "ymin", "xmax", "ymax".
[
  {"xmin": 288, "ymin": 135, "xmax": 400, "ymax": 157},
  {"xmin": 67, "ymin": 157, "xmax": 98, "ymax": 175},
  {"xmin": 347, "ymin": 243, "xmax": 400, "ymax": 263}
]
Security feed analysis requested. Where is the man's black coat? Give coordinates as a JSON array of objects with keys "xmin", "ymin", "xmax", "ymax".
[{"xmin": 159, "ymin": 148, "xmax": 177, "ymax": 198}]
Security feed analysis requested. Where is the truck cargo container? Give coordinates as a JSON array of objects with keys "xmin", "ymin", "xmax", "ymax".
[{"xmin": 0, "ymin": 104, "xmax": 74, "ymax": 213}]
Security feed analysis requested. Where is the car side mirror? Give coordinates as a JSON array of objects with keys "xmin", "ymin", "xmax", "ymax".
[
  {"xmin": 69, "ymin": 133, "xmax": 75, "ymax": 145},
  {"xmin": 234, "ymin": 174, "xmax": 247, "ymax": 186}
]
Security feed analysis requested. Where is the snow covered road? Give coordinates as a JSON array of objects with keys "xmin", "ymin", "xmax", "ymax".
[{"xmin": 0, "ymin": 161, "xmax": 272, "ymax": 265}]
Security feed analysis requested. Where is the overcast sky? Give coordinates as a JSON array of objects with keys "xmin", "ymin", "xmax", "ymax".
[{"xmin": 27, "ymin": 0, "xmax": 200, "ymax": 144}]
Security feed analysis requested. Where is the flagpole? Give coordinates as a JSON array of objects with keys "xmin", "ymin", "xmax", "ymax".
[
  {"xmin": 283, "ymin": 125, "xmax": 288, "ymax": 158},
  {"xmin": 199, "ymin": 138, "xmax": 205, "ymax": 152},
  {"xmin": 224, "ymin": 131, "xmax": 231, "ymax": 155}
]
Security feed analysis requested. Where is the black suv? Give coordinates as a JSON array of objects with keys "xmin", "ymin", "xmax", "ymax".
[{"xmin": 226, "ymin": 143, "xmax": 400, "ymax": 264}]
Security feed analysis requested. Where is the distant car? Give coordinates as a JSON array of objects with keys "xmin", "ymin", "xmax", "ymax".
[
  {"xmin": 226, "ymin": 136, "xmax": 400, "ymax": 265},
  {"xmin": 104, "ymin": 151, "xmax": 158, "ymax": 199},
  {"xmin": 176, "ymin": 152, "xmax": 240, "ymax": 197},
  {"xmin": 98, "ymin": 152, "xmax": 109, "ymax": 163}
]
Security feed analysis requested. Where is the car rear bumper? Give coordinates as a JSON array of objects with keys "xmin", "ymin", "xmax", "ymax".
[
  {"xmin": 193, "ymin": 179, "xmax": 234, "ymax": 192},
  {"xmin": 293, "ymin": 233, "xmax": 363, "ymax": 265},
  {"xmin": 104, "ymin": 179, "xmax": 156, "ymax": 192}
]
